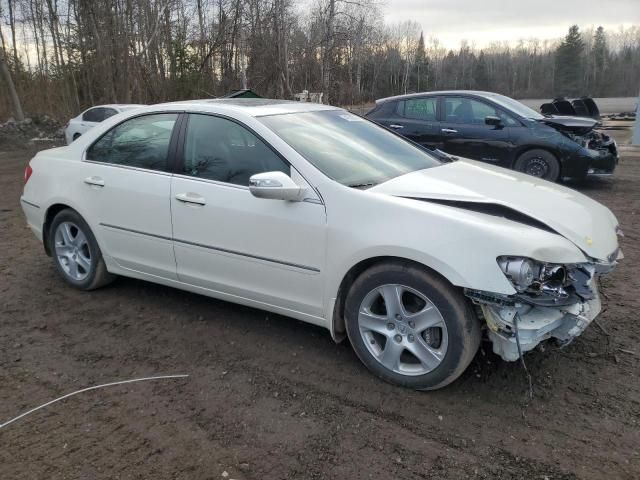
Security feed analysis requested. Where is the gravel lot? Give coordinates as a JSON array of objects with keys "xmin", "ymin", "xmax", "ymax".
[{"xmin": 1, "ymin": 125, "xmax": 639, "ymax": 479}]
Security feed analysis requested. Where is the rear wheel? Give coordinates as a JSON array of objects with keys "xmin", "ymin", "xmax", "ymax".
[
  {"xmin": 49, "ymin": 209, "xmax": 115, "ymax": 290},
  {"xmin": 514, "ymin": 149, "xmax": 560, "ymax": 182},
  {"xmin": 345, "ymin": 261, "xmax": 480, "ymax": 390}
]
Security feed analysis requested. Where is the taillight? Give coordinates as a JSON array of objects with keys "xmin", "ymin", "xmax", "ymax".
[{"xmin": 24, "ymin": 165, "xmax": 33, "ymax": 184}]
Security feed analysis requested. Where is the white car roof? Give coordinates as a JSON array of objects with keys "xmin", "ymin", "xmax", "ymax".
[{"xmin": 151, "ymin": 98, "xmax": 340, "ymax": 117}]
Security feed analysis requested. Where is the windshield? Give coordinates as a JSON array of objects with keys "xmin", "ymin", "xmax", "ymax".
[
  {"xmin": 487, "ymin": 94, "xmax": 544, "ymax": 120},
  {"xmin": 259, "ymin": 110, "xmax": 441, "ymax": 187}
]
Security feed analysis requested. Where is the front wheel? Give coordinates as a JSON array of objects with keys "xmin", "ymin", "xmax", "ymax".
[
  {"xmin": 345, "ymin": 261, "xmax": 480, "ymax": 390},
  {"xmin": 514, "ymin": 149, "xmax": 560, "ymax": 182},
  {"xmin": 49, "ymin": 209, "xmax": 115, "ymax": 290}
]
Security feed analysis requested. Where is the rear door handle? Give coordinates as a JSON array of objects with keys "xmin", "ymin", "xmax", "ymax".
[
  {"xmin": 441, "ymin": 128, "xmax": 458, "ymax": 134},
  {"xmin": 389, "ymin": 124, "xmax": 404, "ymax": 129},
  {"xmin": 175, "ymin": 192, "xmax": 206, "ymax": 206},
  {"xmin": 84, "ymin": 176, "xmax": 105, "ymax": 187}
]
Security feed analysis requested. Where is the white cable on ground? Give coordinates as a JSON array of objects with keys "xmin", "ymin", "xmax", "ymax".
[{"xmin": 0, "ymin": 374, "xmax": 189, "ymax": 431}]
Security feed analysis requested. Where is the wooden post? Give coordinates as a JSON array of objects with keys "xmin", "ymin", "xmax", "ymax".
[
  {"xmin": 0, "ymin": 48, "xmax": 24, "ymax": 121},
  {"xmin": 633, "ymin": 90, "xmax": 640, "ymax": 146}
]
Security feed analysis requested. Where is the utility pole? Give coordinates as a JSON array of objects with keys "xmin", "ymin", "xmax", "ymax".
[
  {"xmin": 633, "ymin": 88, "xmax": 640, "ymax": 145},
  {"xmin": 0, "ymin": 48, "xmax": 24, "ymax": 121}
]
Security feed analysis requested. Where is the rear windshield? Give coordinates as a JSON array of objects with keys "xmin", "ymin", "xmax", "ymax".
[{"xmin": 259, "ymin": 110, "xmax": 441, "ymax": 188}]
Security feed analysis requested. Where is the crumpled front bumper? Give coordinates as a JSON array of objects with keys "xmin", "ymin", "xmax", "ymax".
[
  {"xmin": 568, "ymin": 137, "xmax": 618, "ymax": 177},
  {"xmin": 479, "ymin": 290, "xmax": 602, "ymax": 361}
]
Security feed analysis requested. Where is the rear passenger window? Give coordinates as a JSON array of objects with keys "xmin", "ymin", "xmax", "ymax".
[
  {"xmin": 102, "ymin": 108, "xmax": 118, "ymax": 121},
  {"xmin": 83, "ymin": 108, "xmax": 104, "ymax": 122},
  {"xmin": 182, "ymin": 114, "xmax": 289, "ymax": 186},
  {"xmin": 86, "ymin": 113, "xmax": 178, "ymax": 171},
  {"xmin": 396, "ymin": 98, "xmax": 437, "ymax": 121}
]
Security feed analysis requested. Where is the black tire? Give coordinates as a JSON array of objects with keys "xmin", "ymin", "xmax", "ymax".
[
  {"xmin": 345, "ymin": 261, "xmax": 480, "ymax": 390},
  {"xmin": 48, "ymin": 209, "xmax": 115, "ymax": 290},
  {"xmin": 514, "ymin": 149, "xmax": 560, "ymax": 182},
  {"xmin": 72, "ymin": 133, "xmax": 81, "ymax": 141}
]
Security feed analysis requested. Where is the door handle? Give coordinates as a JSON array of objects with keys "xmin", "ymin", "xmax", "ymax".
[
  {"xmin": 389, "ymin": 124, "xmax": 404, "ymax": 129},
  {"xmin": 441, "ymin": 128, "xmax": 458, "ymax": 134},
  {"xmin": 84, "ymin": 176, "xmax": 105, "ymax": 187},
  {"xmin": 175, "ymin": 192, "xmax": 206, "ymax": 205}
]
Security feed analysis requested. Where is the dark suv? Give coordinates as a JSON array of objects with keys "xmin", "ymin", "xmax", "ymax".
[{"xmin": 365, "ymin": 91, "xmax": 618, "ymax": 182}]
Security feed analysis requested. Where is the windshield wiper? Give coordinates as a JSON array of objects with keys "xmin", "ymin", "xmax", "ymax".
[{"xmin": 348, "ymin": 182, "xmax": 377, "ymax": 189}]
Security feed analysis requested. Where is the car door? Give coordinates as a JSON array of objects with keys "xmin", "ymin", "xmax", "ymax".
[
  {"xmin": 439, "ymin": 96, "xmax": 514, "ymax": 166},
  {"xmin": 373, "ymin": 97, "xmax": 442, "ymax": 149},
  {"xmin": 170, "ymin": 113, "xmax": 327, "ymax": 318},
  {"xmin": 78, "ymin": 112, "xmax": 181, "ymax": 279}
]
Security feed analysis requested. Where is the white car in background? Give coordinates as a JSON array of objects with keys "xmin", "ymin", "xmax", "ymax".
[
  {"xmin": 64, "ymin": 104, "xmax": 144, "ymax": 144},
  {"xmin": 21, "ymin": 99, "xmax": 622, "ymax": 390}
]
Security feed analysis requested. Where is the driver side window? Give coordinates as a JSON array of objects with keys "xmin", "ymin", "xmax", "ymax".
[
  {"xmin": 86, "ymin": 113, "xmax": 178, "ymax": 171},
  {"xmin": 182, "ymin": 114, "xmax": 289, "ymax": 186}
]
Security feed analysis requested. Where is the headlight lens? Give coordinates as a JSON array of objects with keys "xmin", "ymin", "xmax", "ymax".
[
  {"xmin": 497, "ymin": 256, "xmax": 573, "ymax": 297},
  {"xmin": 497, "ymin": 257, "xmax": 537, "ymax": 292}
]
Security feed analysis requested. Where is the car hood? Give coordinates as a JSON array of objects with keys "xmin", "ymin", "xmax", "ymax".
[
  {"xmin": 369, "ymin": 159, "xmax": 619, "ymax": 261},
  {"xmin": 538, "ymin": 116, "xmax": 599, "ymax": 135}
]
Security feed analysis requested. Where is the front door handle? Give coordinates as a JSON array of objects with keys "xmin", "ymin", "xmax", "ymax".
[
  {"xmin": 84, "ymin": 176, "xmax": 105, "ymax": 187},
  {"xmin": 175, "ymin": 192, "xmax": 206, "ymax": 206},
  {"xmin": 389, "ymin": 124, "xmax": 404, "ymax": 129},
  {"xmin": 441, "ymin": 128, "xmax": 458, "ymax": 134}
]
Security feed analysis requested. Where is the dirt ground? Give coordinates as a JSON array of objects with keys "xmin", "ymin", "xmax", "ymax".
[{"xmin": 1, "ymin": 125, "xmax": 639, "ymax": 480}]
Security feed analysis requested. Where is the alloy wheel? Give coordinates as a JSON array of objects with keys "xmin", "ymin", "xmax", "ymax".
[
  {"xmin": 358, "ymin": 284, "xmax": 448, "ymax": 376},
  {"xmin": 54, "ymin": 221, "xmax": 92, "ymax": 281}
]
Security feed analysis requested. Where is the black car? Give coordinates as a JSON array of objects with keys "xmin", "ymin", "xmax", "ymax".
[{"xmin": 365, "ymin": 91, "xmax": 618, "ymax": 182}]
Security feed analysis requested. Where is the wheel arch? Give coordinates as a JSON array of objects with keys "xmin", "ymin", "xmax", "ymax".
[
  {"xmin": 42, "ymin": 203, "xmax": 76, "ymax": 256},
  {"xmin": 330, "ymin": 255, "xmax": 463, "ymax": 343},
  {"xmin": 512, "ymin": 145, "xmax": 562, "ymax": 173}
]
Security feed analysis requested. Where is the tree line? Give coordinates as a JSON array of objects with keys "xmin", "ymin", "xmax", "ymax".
[{"xmin": 0, "ymin": 0, "xmax": 639, "ymax": 121}]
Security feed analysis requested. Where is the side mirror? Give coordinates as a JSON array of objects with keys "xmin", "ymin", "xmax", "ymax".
[
  {"xmin": 485, "ymin": 115, "xmax": 503, "ymax": 127},
  {"xmin": 249, "ymin": 171, "xmax": 306, "ymax": 201}
]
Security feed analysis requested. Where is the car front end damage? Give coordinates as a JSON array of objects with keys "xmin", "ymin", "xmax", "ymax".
[
  {"xmin": 566, "ymin": 129, "xmax": 618, "ymax": 176},
  {"xmin": 465, "ymin": 250, "xmax": 621, "ymax": 361},
  {"xmin": 539, "ymin": 116, "xmax": 619, "ymax": 177}
]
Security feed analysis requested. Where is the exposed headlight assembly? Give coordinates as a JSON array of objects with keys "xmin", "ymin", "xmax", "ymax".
[
  {"xmin": 497, "ymin": 257, "xmax": 536, "ymax": 292},
  {"xmin": 497, "ymin": 256, "xmax": 569, "ymax": 297}
]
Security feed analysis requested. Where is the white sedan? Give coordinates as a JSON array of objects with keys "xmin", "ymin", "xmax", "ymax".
[
  {"xmin": 64, "ymin": 104, "xmax": 144, "ymax": 144},
  {"xmin": 21, "ymin": 99, "xmax": 622, "ymax": 390}
]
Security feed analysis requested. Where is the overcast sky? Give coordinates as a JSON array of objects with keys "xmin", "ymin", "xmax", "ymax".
[{"xmin": 383, "ymin": 0, "xmax": 640, "ymax": 48}]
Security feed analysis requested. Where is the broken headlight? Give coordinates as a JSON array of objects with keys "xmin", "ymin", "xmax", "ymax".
[{"xmin": 497, "ymin": 256, "xmax": 569, "ymax": 298}]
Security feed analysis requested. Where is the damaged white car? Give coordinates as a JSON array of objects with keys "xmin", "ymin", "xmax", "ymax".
[{"xmin": 20, "ymin": 99, "xmax": 622, "ymax": 390}]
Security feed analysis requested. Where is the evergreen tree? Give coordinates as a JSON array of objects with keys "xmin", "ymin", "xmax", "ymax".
[
  {"xmin": 592, "ymin": 26, "xmax": 608, "ymax": 96},
  {"xmin": 474, "ymin": 50, "xmax": 489, "ymax": 90},
  {"xmin": 414, "ymin": 31, "xmax": 428, "ymax": 91},
  {"xmin": 554, "ymin": 25, "xmax": 585, "ymax": 97}
]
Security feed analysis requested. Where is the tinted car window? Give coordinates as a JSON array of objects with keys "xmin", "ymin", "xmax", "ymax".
[
  {"xmin": 444, "ymin": 97, "xmax": 517, "ymax": 126},
  {"xmin": 102, "ymin": 108, "xmax": 118, "ymax": 120},
  {"xmin": 86, "ymin": 113, "xmax": 178, "ymax": 171},
  {"xmin": 182, "ymin": 114, "xmax": 289, "ymax": 186},
  {"xmin": 397, "ymin": 97, "xmax": 437, "ymax": 121},
  {"xmin": 82, "ymin": 108, "xmax": 105, "ymax": 122}
]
